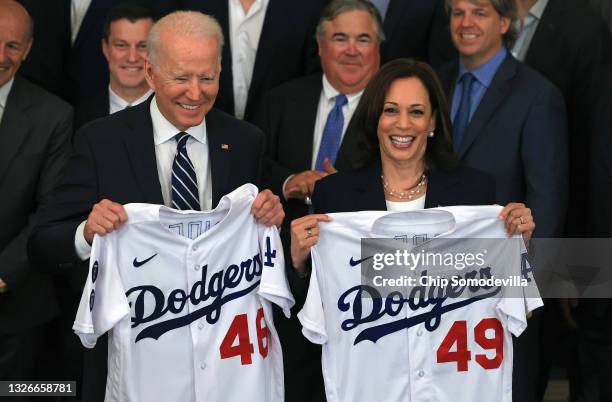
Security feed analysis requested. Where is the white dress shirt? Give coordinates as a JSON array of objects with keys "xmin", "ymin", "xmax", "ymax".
[
  {"xmin": 310, "ymin": 75, "xmax": 363, "ymax": 168},
  {"xmin": 229, "ymin": 0, "xmax": 269, "ymax": 119},
  {"xmin": 0, "ymin": 77, "xmax": 14, "ymax": 125},
  {"xmin": 74, "ymin": 96, "xmax": 213, "ymax": 260},
  {"xmin": 71, "ymin": 0, "xmax": 92, "ymax": 44},
  {"xmin": 108, "ymin": 86, "xmax": 153, "ymax": 114},
  {"xmin": 511, "ymin": 0, "xmax": 548, "ymax": 61}
]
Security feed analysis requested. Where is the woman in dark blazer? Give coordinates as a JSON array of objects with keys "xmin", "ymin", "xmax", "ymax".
[{"xmin": 290, "ymin": 59, "xmax": 535, "ymax": 272}]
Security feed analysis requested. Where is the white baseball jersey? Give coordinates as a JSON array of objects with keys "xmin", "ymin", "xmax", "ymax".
[
  {"xmin": 298, "ymin": 206, "xmax": 542, "ymax": 402},
  {"xmin": 73, "ymin": 184, "xmax": 294, "ymax": 402}
]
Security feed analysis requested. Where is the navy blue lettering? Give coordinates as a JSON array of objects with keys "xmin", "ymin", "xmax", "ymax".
[
  {"xmin": 339, "ymin": 267, "xmax": 503, "ymax": 344},
  {"xmin": 263, "ymin": 236, "xmax": 277, "ymax": 267},
  {"xmin": 127, "ymin": 251, "xmax": 264, "ymax": 341},
  {"xmin": 224, "ymin": 264, "xmax": 241, "ymax": 288}
]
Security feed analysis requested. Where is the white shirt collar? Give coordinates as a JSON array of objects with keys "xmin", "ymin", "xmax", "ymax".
[
  {"xmin": 150, "ymin": 96, "xmax": 207, "ymax": 146},
  {"xmin": 321, "ymin": 74, "xmax": 363, "ymax": 107},
  {"xmin": 0, "ymin": 77, "xmax": 15, "ymax": 109},
  {"xmin": 109, "ymin": 85, "xmax": 153, "ymax": 114}
]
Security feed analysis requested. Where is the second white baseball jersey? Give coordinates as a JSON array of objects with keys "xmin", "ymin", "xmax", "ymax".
[
  {"xmin": 298, "ymin": 206, "xmax": 542, "ymax": 402},
  {"xmin": 73, "ymin": 184, "xmax": 294, "ymax": 402}
]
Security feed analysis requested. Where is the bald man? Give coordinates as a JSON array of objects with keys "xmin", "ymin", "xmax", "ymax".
[{"xmin": 0, "ymin": 0, "xmax": 73, "ymax": 390}]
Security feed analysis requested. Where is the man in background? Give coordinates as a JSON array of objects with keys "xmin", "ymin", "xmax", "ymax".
[
  {"xmin": 74, "ymin": 3, "xmax": 155, "ymax": 130},
  {"xmin": 437, "ymin": 0, "xmax": 568, "ymax": 400},
  {"xmin": 180, "ymin": 0, "xmax": 326, "ymax": 122},
  {"xmin": 0, "ymin": 1, "xmax": 73, "ymax": 399}
]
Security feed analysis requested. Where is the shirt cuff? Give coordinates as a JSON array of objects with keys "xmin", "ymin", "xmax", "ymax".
[
  {"xmin": 281, "ymin": 174, "xmax": 295, "ymax": 201},
  {"xmin": 74, "ymin": 220, "xmax": 92, "ymax": 261}
]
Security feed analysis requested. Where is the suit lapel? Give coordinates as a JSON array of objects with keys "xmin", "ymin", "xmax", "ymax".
[
  {"xmin": 247, "ymin": 0, "xmax": 284, "ymax": 107},
  {"xmin": 122, "ymin": 100, "xmax": 164, "ymax": 204},
  {"xmin": 210, "ymin": 0, "xmax": 234, "ymax": 115},
  {"xmin": 381, "ymin": 0, "xmax": 404, "ymax": 50},
  {"xmin": 523, "ymin": 0, "xmax": 564, "ymax": 69},
  {"xmin": 291, "ymin": 76, "xmax": 322, "ymax": 170},
  {"xmin": 0, "ymin": 77, "xmax": 32, "ymax": 183},
  {"xmin": 457, "ymin": 55, "xmax": 516, "ymax": 158},
  {"xmin": 425, "ymin": 170, "xmax": 461, "ymax": 208},
  {"xmin": 205, "ymin": 109, "xmax": 231, "ymax": 205},
  {"xmin": 72, "ymin": 0, "xmax": 103, "ymax": 50},
  {"xmin": 352, "ymin": 164, "xmax": 387, "ymax": 211}
]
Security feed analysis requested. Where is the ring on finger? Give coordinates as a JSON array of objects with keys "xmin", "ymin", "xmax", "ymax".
[
  {"xmin": 306, "ymin": 228, "xmax": 313, "ymax": 238},
  {"xmin": 519, "ymin": 216, "xmax": 525, "ymax": 225}
]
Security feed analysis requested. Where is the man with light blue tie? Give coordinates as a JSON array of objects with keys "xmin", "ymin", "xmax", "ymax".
[
  {"xmin": 436, "ymin": 1, "xmax": 568, "ymax": 402},
  {"xmin": 252, "ymin": 1, "xmax": 382, "ymax": 401}
]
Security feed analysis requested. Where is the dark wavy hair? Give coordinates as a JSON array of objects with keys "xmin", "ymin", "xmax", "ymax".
[{"xmin": 350, "ymin": 58, "xmax": 459, "ymax": 172}]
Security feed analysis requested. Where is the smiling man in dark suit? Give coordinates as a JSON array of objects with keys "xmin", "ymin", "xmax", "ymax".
[
  {"xmin": 0, "ymin": 0, "xmax": 73, "ymax": 393},
  {"xmin": 28, "ymin": 10, "xmax": 283, "ymax": 402},
  {"xmin": 437, "ymin": 1, "xmax": 568, "ymax": 401},
  {"xmin": 179, "ymin": 0, "xmax": 326, "ymax": 122},
  {"xmin": 74, "ymin": 3, "xmax": 156, "ymax": 130}
]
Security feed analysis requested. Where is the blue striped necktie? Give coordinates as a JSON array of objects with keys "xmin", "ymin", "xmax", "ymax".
[
  {"xmin": 453, "ymin": 72, "xmax": 475, "ymax": 151},
  {"xmin": 315, "ymin": 94, "xmax": 348, "ymax": 171},
  {"xmin": 171, "ymin": 132, "xmax": 201, "ymax": 211}
]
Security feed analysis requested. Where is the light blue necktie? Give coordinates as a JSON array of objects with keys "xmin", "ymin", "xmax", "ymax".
[
  {"xmin": 315, "ymin": 94, "xmax": 348, "ymax": 171},
  {"xmin": 171, "ymin": 132, "xmax": 201, "ymax": 210},
  {"xmin": 453, "ymin": 72, "xmax": 475, "ymax": 151}
]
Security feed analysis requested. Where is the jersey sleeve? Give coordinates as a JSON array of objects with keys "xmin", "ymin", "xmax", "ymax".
[
  {"xmin": 72, "ymin": 232, "xmax": 131, "ymax": 348},
  {"xmin": 257, "ymin": 225, "xmax": 295, "ymax": 317},
  {"xmin": 497, "ymin": 239, "xmax": 543, "ymax": 337},
  {"xmin": 297, "ymin": 248, "xmax": 328, "ymax": 344}
]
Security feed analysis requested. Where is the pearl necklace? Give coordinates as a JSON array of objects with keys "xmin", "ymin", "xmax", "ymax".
[{"xmin": 381, "ymin": 174, "xmax": 427, "ymax": 200}]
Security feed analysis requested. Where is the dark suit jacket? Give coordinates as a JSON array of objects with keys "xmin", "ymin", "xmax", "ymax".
[
  {"xmin": 17, "ymin": 0, "xmax": 178, "ymax": 103},
  {"xmin": 255, "ymin": 74, "xmax": 364, "ymax": 227},
  {"xmin": 380, "ymin": 0, "xmax": 448, "ymax": 64},
  {"xmin": 521, "ymin": 0, "xmax": 612, "ymax": 235},
  {"xmin": 0, "ymin": 75, "xmax": 72, "ymax": 332},
  {"xmin": 312, "ymin": 163, "xmax": 496, "ymax": 213},
  {"xmin": 437, "ymin": 54, "xmax": 568, "ymax": 238},
  {"xmin": 29, "ymin": 99, "xmax": 264, "ymax": 278},
  {"xmin": 74, "ymin": 91, "xmax": 109, "ymax": 132},
  {"xmin": 589, "ymin": 63, "xmax": 612, "ymax": 237},
  {"xmin": 28, "ymin": 99, "xmax": 265, "ymax": 402},
  {"xmin": 180, "ymin": 0, "xmax": 324, "ymax": 122}
]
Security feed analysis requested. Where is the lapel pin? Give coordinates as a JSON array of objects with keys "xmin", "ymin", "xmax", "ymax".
[{"xmin": 221, "ymin": 144, "xmax": 229, "ymax": 150}]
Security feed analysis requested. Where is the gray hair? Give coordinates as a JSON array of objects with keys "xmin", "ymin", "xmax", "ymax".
[
  {"xmin": 316, "ymin": 0, "xmax": 385, "ymax": 42},
  {"xmin": 147, "ymin": 10, "xmax": 224, "ymax": 66},
  {"xmin": 445, "ymin": 0, "xmax": 518, "ymax": 49}
]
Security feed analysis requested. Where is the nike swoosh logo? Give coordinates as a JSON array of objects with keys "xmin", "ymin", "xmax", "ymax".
[
  {"xmin": 349, "ymin": 255, "xmax": 373, "ymax": 267},
  {"xmin": 133, "ymin": 253, "xmax": 158, "ymax": 268}
]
